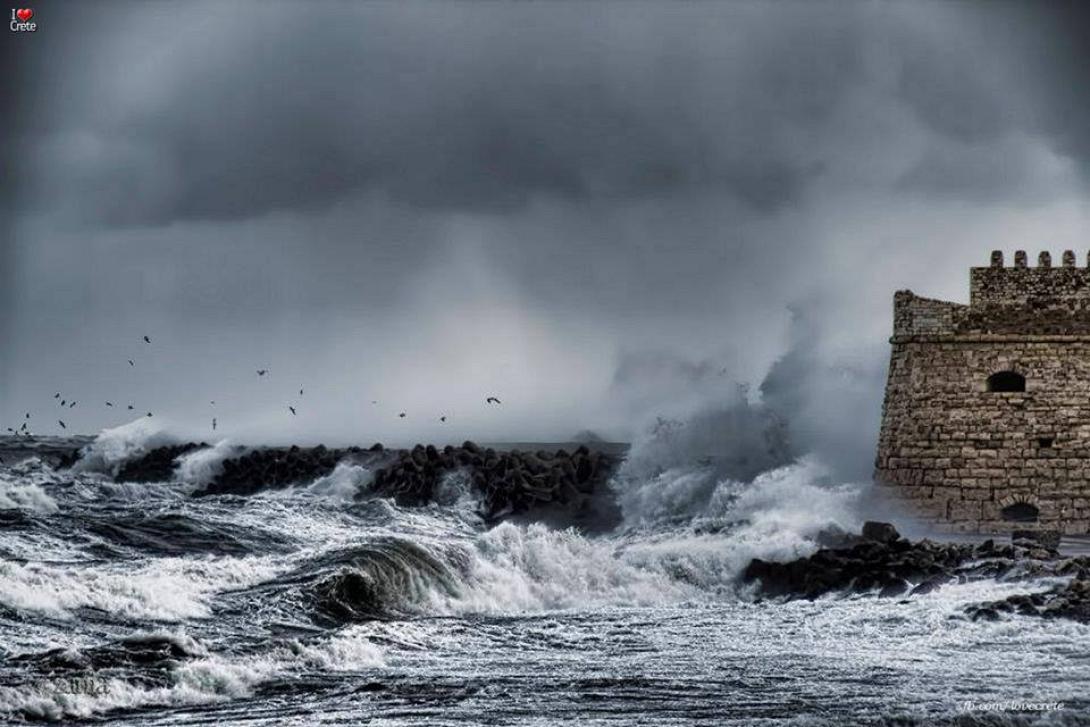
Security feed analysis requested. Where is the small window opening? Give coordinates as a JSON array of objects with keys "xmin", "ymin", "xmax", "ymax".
[
  {"xmin": 987, "ymin": 371, "xmax": 1026, "ymax": 392},
  {"xmin": 1037, "ymin": 437, "xmax": 1054, "ymax": 448},
  {"xmin": 1001, "ymin": 502, "xmax": 1039, "ymax": 523}
]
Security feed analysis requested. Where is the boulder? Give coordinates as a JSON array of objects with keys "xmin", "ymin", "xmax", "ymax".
[{"xmin": 861, "ymin": 521, "xmax": 901, "ymax": 544}]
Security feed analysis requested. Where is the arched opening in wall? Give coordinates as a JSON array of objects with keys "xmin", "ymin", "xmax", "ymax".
[
  {"xmin": 1001, "ymin": 502, "xmax": 1039, "ymax": 523},
  {"xmin": 987, "ymin": 371, "xmax": 1026, "ymax": 392}
]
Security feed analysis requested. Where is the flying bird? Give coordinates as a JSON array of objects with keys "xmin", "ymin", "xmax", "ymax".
[
  {"xmin": 53, "ymin": 393, "xmax": 59, "ymax": 399},
  {"xmin": 299, "ymin": 388, "xmax": 304, "ymax": 396},
  {"xmin": 212, "ymin": 417, "xmax": 217, "ymax": 431},
  {"xmin": 25, "ymin": 413, "xmax": 30, "ymax": 419},
  {"xmin": 106, "ymin": 402, "xmax": 113, "ymax": 407},
  {"xmin": 398, "ymin": 412, "xmax": 406, "ymax": 418},
  {"xmin": 257, "ymin": 369, "xmax": 268, "ymax": 377},
  {"xmin": 60, "ymin": 400, "xmax": 66, "ymax": 407},
  {"xmin": 58, "ymin": 420, "xmax": 66, "ymax": 429},
  {"xmin": 69, "ymin": 401, "xmax": 76, "ymax": 408},
  {"xmin": 439, "ymin": 416, "xmax": 447, "ymax": 423},
  {"xmin": 146, "ymin": 412, "xmax": 153, "ymax": 417},
  {"xmin": 486, "ymin": 397, "xmax": 502, "ymax": 405},
  {"xmin": 143, "ymin": 335, "xmax": 151, "ymax": 344},
  {"xmin": 128, "ymin": 360, "xmax": 135, "ymax": 367},
  {"xmin": 127, "ymin": 404, "xmax": 134, "ymax": 410},
  {"xmin": 289, "ymin": 406, "xmax": 296, "ymax": 416},
  {"xmin": 210, "ymin": 401, "xmax": 215, "ymax": 406}
]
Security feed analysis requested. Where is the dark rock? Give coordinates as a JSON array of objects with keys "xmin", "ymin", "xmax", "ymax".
[
  {"xmin": 1011, "ymin": 529, "xmax": 1061, "ymax": 552},
  {"xmin": 967, "ymin": 578, "xmax": 1090, "ymax": 624},
  {"xmin": 115, "ymin": 443, "xmax": 205, "ymax": 483},
  {"xmin": 878, "ymin": 580, "xmax": 910, "ymax": 598},
  {"xmin": 861, "ymin": 521, "xmax": 901, "ymax": 544},
  {"xmin": 909, "ymin": 576, "xmax": 947, "ymax": 596},
  {"xmin": 741, "ymin": 522, "xmax": 1072, "ymax": 602}
]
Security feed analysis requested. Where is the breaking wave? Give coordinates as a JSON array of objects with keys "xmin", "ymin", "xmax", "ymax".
[{"xmin": 71, "ymin": 418, "xmax": 178, "ymax": 477}]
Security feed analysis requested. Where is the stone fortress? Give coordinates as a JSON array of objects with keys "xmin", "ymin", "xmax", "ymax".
[{"xmin": 875, "ymin": 250, "xmax": 1090, "ymax": 534}]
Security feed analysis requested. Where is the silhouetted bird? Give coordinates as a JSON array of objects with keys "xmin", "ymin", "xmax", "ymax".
[
  {"xmin": 127, "ymin": 405, "xmax": 134, "ymax": 410},
  {"xmin": 58, "ymin": 420, "xmax": 66, "ymax": 429},
  {"xmin": 25, "ymin": 413, "xmax": 29, "ymax": 419},
  {"xmin": 210, "ymin": 401, "xmax": 215, "ymax": 406},
  {"xmin": 439, "ymin": 416, "xmax": 447, "ymax": 422},
  {"xmin": 399, "ymin": 412, "xmax": 406, "ymax": 418},
  {"xmin": 257, "ymin": 369, "xmax": 268, "ymax": 377},
  {"xmin": 299, "ymin": 388, "xmax": 304, "ymax": 396},
  {"xmin": 69, "ymin": 401, "xmax": 76, "ymax": 408},
  {"xmin": 143, "ymin": 335, "xmax": 151, "ymax": 344},
  {"xmin": 6, "ymin": 428, "xmax": 13, "ymax": 433},
  {"xmin": 128, "ymin": 360, "xmax": 135, "ymax": 367},
  {"xmin": 486, "ymin": 397, "xmax": 501, "ymax": 405},
  {"xmin": 146, "ymin": 412, "xmax": 153, "ymax": 417},
  {"xmin": 289, "ymin": 406, "xmax": 296, "ymax": 416},
  {"xmin": 53, "ymin": 393, "xmax": 59, "ymax": 399},
  {"xmin": 106, "ymin": 402, "xmax": 113, "ymax": 407},
  {"xmin": 60, "ymin": 400, "xmax": 66, "ymax": 407},
  {"xmin": 212, "ymin": 418, "xmax": 217, "ymax": 431}
]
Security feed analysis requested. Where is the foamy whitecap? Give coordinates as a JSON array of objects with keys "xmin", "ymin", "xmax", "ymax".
[
  {"xmin": 0, "ymin": 555, "xmax": 287, "ymax": 621},
  {"xmin": 0, "ymin": 631, "xmax": 384, "ymax": 722},
  {"xmin": 0, "ymin": 477, "xmax": 58, "ymax": 513}
]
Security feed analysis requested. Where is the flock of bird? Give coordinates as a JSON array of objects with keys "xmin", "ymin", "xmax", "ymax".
[{"xmin": 4, "ymin": 335, "xmax": 504, "ymax": 438}]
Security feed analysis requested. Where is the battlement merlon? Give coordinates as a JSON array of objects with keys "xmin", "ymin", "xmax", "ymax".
[
  {"xmin": 892, "ymin": 290, "xmax": 967, "ymax": 337},
  {"xmin": 970, "ymin": 249, "xmax": 1090, "ymax": 310}
]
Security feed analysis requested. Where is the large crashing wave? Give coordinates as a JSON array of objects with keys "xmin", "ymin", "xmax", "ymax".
[
  {"xmin": 296, "ymin": 455, "xmax": 866, "ymax": 619},
  {"xmin": 71, "ymin": 418, "xmax": 179, "ymax": 478}
]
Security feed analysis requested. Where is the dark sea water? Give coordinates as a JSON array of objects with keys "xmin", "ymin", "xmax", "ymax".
[{"xmin": 0, "ymin": 424, "xmax": 1087, "ymax": 725}]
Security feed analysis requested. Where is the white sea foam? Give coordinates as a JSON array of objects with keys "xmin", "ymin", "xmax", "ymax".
[
  {"xmin": 0, "ymin": 476, "xmax": 58, "ymax": 513},
  {"xmin": 0, "ymin": 555, "xmax": 287, "ymax": 621},
  {"xmin": 0, "ymin": 630, "xmax": 383, "ymax": 722}
]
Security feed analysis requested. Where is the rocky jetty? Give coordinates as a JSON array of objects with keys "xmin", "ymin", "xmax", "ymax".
[
  {"xmin": 742, "ymin": 522, "xmax": 1090, "ymax": 603},
  {"xmin": 71, "ymin": 439, "xmax": 621, "ymax": 524},
  {"xmin": 367, "ymin": 441, "xmax": 620, "ymax": 521},
  {"xmin": 116, "ymin": 443, "xmax": 207, "ymax": 483},
  {"xmin": 201, "ymin": 444, "xmax": 360, "ymax": 496},
  {"xmin": 967, "ymin": 578, "xmax": 1090, "ymax": 624}
]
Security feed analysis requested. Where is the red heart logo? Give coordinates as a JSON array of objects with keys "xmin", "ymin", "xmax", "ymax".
[{"xmin": 16, "ymin": 8, "xmax": 32, "ymax": 21}]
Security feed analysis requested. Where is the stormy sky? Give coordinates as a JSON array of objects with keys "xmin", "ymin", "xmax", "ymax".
[{"xmin": 3, "ymin": 1, "xmax": 1089, "ymax": 477}]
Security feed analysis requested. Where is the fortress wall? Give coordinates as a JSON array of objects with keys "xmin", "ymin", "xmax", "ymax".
[
  {"xmin": 875, "ymin": 338, "xmax": 1090, "ymax": 534},
  {"xmin": 893, "ymin": 290, "xmax": 968, "ymax": 337}
]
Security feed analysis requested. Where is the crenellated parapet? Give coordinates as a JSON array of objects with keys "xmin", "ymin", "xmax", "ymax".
[{"xmin": 971, "ymin": 250, "xmax": 1090, "ymax": 310}]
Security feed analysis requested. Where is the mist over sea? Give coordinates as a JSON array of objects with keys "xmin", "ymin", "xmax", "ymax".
[{"xmin": 0, "ymin": 419, "xmax": 1084, "ymax": 725}]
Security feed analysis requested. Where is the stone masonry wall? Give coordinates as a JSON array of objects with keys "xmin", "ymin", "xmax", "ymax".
[{"xmin": 876, "ymin": 250, "xmax": 1090, "ymax": 534}]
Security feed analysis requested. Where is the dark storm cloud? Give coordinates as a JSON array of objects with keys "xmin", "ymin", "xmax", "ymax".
[{"xmin": 20, "ymin": 2, "xmax": 864, "ymax": 226}]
